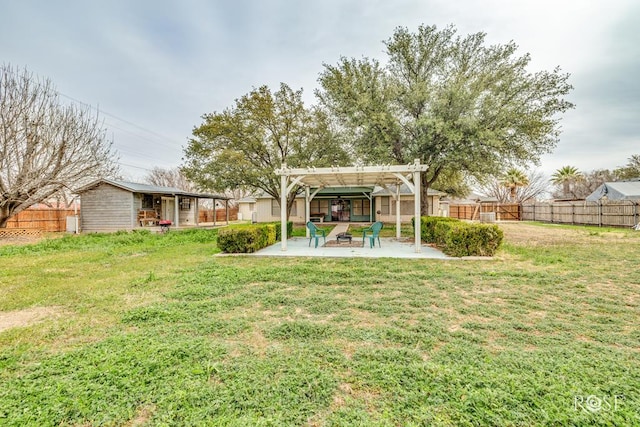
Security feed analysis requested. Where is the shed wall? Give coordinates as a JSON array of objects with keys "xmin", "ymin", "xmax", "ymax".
[{"xmin": 81, "ymin": 183, "xmax": 134, "ymax": 232}]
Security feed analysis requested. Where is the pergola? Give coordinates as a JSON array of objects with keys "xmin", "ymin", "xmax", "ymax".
[{"xmin": 275, "ymin": 159, "xmax": 428, "ymax": 252}]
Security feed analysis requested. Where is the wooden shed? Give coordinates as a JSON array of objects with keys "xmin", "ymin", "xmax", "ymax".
[{"xmin": 76, "ymin": 179, "xmax": 228, "ymax": 232}]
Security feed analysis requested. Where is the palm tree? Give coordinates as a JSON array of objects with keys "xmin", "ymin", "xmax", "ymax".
[
  {"xmin": 500, "ymin": 168, "xmax": 529, "ymax": 201},
  {"xmin": 551, "ymin": 166, "xmax": 582, "ymax": 198}
]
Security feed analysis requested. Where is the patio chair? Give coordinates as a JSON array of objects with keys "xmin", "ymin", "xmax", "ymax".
[
  {"xmin": 362, "ymin": 221, "xmax": 383, "ymax": 248},
  {"xmin": 306, "ymin": 221, "xmax": 327, "ymax": 248}
]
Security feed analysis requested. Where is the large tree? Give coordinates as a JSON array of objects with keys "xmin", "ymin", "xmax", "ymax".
[
  {"xmin": 0, "ymin": 64, "xmax": 118, "ymax": 227},
  {"xmin": 317, "ymin": 24, "xmax": 574, "ymax": 214},
  {"xmin": 182, "ymin": 83, "xmax": 348, "ymax": 217}
]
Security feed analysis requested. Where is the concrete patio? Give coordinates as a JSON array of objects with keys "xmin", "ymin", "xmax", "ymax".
[{"xmin": 251, "ymin": 236, "xmax": 450, "ymax": 259}]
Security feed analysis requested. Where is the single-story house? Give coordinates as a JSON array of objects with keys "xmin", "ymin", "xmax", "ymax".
[
  {"xmin": 76, "ymin": 179, "xmax": 228, "ymax": 232},
  {"xmin": 586, "ymin": 180, "xmax": 640, "ymax": 201},
  {"xmin": 239, "ymin": 185, "xmax": 446, "ymax": 223}
]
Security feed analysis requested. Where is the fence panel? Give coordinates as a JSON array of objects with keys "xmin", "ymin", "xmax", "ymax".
[
  {"xmin": 5, "ymin": 209, "xmax": 76, "ymax": 232},
  {"xmin": 198, "ymin": 207, "xmax": 238, "ymax": 223},
  {"xmin": 521, "ymin": 201, "xmax": 639, "ymax": 228},
  {"xmin": 449, "ymin": 204, "xmax": 520, "ymax": 221}
]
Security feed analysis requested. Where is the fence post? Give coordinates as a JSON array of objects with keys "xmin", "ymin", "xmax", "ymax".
[{"xmin": 598, "ymin": 201, "xmax": 603, "ymax": 227}]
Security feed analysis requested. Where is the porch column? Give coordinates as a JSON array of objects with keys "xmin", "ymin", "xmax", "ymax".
[
  {"xmin": 213, "ymin": 199, "xmax": 217, "ymax": 226},
  {"xmin": 195, "ymin": 198, "xmax": 199, "ymax": 226},
  {"xmin": 280, "ymin": 165, "xmax": 288, "ymax": 251},
  {"xmin": 396, "ymin": 183, "xmax": 401, "ymax": 240},
  {"xmin": 174, "ymin": 195, "xmax": 180, "ymax": 229},
  {"xmin": 226, "ymin": 199, "xmax": 229, "ymax": 225},
  {"xmin": 413, "ymin": 159, "xmax": 421, "ymax": 253}
]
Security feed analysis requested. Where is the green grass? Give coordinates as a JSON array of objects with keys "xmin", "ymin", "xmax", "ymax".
[{"xmin": 0, "ymin": 223, "xmax": 639, "ymax": 425}]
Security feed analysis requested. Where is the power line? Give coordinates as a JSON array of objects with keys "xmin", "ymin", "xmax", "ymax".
[{"xmin": 57, "ymin": 91, "xmax": 184, "ymax": 148}]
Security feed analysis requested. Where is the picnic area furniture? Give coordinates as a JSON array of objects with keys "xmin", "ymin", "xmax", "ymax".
[
  {"xmin": 362, "ymin": 221, "xmax": 383, "ymax": 248},
  {"xmin": 309, "ymin": 212, "xmax": 325, "ymax": 223},
  {"xmin": 159, "ymin": 220, "xmax": 172, "ymax": 233},
  {"xmin": 336, "ymin": 232, "xmax": 352, "ymax": 244},
  {"xmin": 306, "ymin": 221, "xmax": 327, "ymax": 248}
]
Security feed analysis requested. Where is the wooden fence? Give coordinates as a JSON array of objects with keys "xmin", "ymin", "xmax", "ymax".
[
  {"xmin": 449, "ymin": 203, "xmax": 521, "ymax": 221},
  {"xmin": 521, "ymin": 201, "xmax": 640, "ymax": 228},
  {"xmin": 5, "ymin": 209, "xmax": 76, "ymax": 232},
  {"xmin": 198, "ymin": 207, "xmax": 238, "ymax": 223}
]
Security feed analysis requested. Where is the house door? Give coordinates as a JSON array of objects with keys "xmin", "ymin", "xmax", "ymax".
[
  {"xmin": 331, "ymin": 199, "xmax": 351, "ymax": 221},
  {"xmin": 162, "ymin": 197, "xmax": 175, "ymax": 222}
]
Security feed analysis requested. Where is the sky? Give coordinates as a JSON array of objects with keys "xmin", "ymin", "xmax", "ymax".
[{"xmin": 1, "ymin": 0, "xmax": 638, "ymax": 182}]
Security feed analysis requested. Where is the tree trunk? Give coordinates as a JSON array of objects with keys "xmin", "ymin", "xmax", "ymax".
[{"xmin": 421, "ymin": 184, "xmax": 430, "ymax": 217}]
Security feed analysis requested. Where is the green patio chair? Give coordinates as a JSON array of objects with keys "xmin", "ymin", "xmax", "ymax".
[
  {"xmin": 306, "ymin": 221, "xmax": 327, "ymax": 248},
  {"xmin": 362, "ymin": 221, "xmax": 383, "ymax": 248}
]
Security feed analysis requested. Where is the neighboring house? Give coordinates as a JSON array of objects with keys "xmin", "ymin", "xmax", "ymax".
[
  {"xmin": 586, "ymin": 180, "xmax": 640, "ymax": 201},
  {"xmin": 241, "ymin": 185, "xmax": 446, "ymax": 223},
  {"xmin": 76, "ymin": 179, "xmax": 228, "ymax": 232}
]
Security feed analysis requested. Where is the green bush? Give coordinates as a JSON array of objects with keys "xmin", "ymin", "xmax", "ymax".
[
  {"xmin": 412, "ymin": 216, "xmax": 460, "ymax": 243},
  {"xmin": 273, "ymin": 221, "xmax": 293, "ymax": 240},
  {"xmin": 218, "ymin": 227, "xmax": 268, "ymax": 253},
  {"xmin": 218, "ymin": 223, "xmax": 287, "ymax": 253},
  {"xmin": 264, "ymin": 224, "xmax": 277, "ymax": 246},
  {"xmin": 438, "ymin": 222, "xmax": 503, "ymax": 257}
]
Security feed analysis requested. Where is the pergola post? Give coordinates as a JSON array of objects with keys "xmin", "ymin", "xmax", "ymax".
[
  {"xmin": 396, "ymin": 183, "xmax": 401, "ymax": 240},
  {"xmin": 413, "ymin": 159, "xmax": 422, "ymax": 253},
  {"xmin": 305, "ymin": 185, "xmax": 310, "ymax": 238},
  {"xmin": 280, "ymin": 164, "xmax": 288, "ymax": 251}
]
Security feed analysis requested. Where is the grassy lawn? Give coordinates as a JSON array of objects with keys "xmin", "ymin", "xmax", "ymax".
[{"xmin": 0, "ymin": 223, "xmax": 638, "ymax": 426}]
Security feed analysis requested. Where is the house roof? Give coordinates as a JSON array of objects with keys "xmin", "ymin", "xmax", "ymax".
[
  {"xmin": 76, "ymin": 179, "xmax": 229, "ymax": 199},
  {"xmin": 586, "ymin": 180, "xmax": 640, "ymax": 201}
]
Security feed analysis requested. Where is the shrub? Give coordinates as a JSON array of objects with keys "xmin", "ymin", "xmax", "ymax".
[
  {"xmin": 217, "ymin": 223, "xmax": 286, "ymax": 253},
  {"xmin": 412, "ymin": 216, "xmax": 460, "ymax": 243},
  {"xmin": 273, "ymin": 221, "xmax": 293, "ymax": 241},
  {"xmin": 218, "ymin": 227, "xmax": 268, "ymax": 253},
  {"xmin": 439, "ymin": 222, "xmax": 503, "ymax": 257},
  {"xmin": 264, "ymin": 224, "xmax": 277, "ymax": 246}
]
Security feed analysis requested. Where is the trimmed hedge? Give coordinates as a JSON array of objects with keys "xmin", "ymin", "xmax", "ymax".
[
  {"xmin": 414, "ymin": 216, "xmax": 503, "ymax": 257},
  {"xmin": 273, "ymin": 221, "xmax": 293, "ymax": 241},
  {"xmin": 412, "ymin": 216, "xmax": 461, "ymax": 243},
  {"xmin": 217, "ymin": 222, "xmax": 288, "ymax": 253}
]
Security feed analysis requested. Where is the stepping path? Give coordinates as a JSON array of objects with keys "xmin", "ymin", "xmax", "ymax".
[{"xmin": 326, "ymin": 223, "xmax": 349, "ymax": 239}]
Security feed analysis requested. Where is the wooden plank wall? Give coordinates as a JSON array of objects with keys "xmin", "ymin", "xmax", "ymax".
[
  {"xmin": 521, "ymin": 201, "xmax": 640, "ymax": 227},
  {"xmin": 5, "ymin": 209, "xmax": 76, "ymax": 232}
]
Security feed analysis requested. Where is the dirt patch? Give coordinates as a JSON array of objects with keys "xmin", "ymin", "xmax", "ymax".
[{"xmin": 0, "ymin": 306, "xmax": 64, "ymax": 333}]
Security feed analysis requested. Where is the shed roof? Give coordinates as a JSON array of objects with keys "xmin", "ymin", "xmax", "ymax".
[
  {"xmin": 76, "ymin": 179, "xmax": 229, "ymax": 199},
  {"xmin": 586, "ymin": 180, "xmax": 640, "ymax": 201}
]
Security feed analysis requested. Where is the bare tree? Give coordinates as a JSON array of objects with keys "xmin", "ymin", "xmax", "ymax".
[
  {"xmin": 0, "ymin": 64, "xmax": 118, "ymax": 227},
  {"xmin": 479, "ymin": 170, "xmax": 551, "ymax": 203},
  {"xmin": 145, "ymin": 166, "xmax": 196, "ymax": 191}
]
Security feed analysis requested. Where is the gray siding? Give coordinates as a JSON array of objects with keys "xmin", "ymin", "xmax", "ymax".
[{"xmin": 80, "ymin": 183, "xmax": 135, "ymax": 232}]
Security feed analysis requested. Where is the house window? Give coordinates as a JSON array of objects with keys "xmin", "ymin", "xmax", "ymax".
[
  {"xmin": 179, "ymin": 197, "xmax": 191, "ymax": 210},
  {"xmin": 389, "ymin": 199, "xmax": 414, "ymax": 215},
  {"xmin": 352, "ymin": 199, "xmax": 370, "ymax": 216},
  {"xmin": 380, "ymin": 197, "xmax": 390, "ymax": 215},
  {"xmin": 271, "ymin": 199, "xmax": 297, "ymax": 216},
  {"xmin": 142, "ymin": 194, "xmax": 154, "ymax": 209},
  {"xmin": 310, "ymin": 199, "xmax": 329, "ymax": 215}
]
